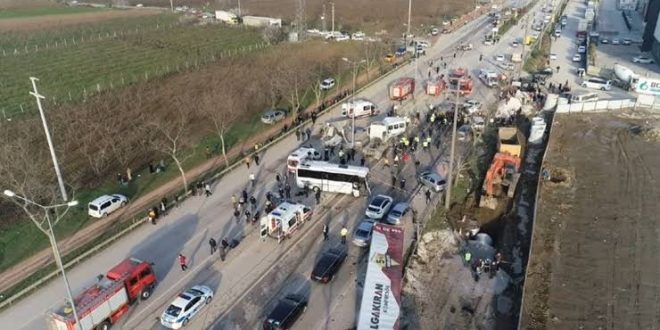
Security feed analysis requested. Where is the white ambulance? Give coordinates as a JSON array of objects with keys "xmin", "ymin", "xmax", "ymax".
[
  {"xmin": 341, "ymin": 98, "xmax": 379, "ymax": 118},
  {"xmin": 260, "ymin": 202, "xmax": 313, "ymax": 242}
]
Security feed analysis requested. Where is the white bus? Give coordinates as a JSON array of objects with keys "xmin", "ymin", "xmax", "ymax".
[{"xmin": 295, "ymin": 161, "xmax": 370, "ymax": 197}]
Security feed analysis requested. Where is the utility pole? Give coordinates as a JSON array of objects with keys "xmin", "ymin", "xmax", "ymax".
[
  {"xmin": 445, "ymin": 77, "xmax": 462, "ymax": 210},
  {"xmin": 169, "ymin": 0, "xmax": 173, "ymax": 12},
  {"xmin": 238, "ymin": 0, "xmax": 242, "ymax": 17},
  {"xmin": 296, "ymin": 0, "xmax": 305, "ymax": 38},
  {"xmin": 29, "ymin": 77, "xmax": 68, "ymax": 202},
  {"xmin": 321, "ymin": 4, "xmax": 327, "ymax": 31},
  {"xmin": 407, "ymin": 0, "xmax": 412, "ymax": 38},
  {"xmin": 518, "ymin": 15, "xmax": 529, "ymax": 79},
  {"xmin": 331, "ymin": 2, "xmax": 335, "ymax": 34}
]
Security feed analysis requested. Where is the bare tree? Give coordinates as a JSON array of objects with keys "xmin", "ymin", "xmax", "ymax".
[
  {"xmin": 279, "ymin": 59, "xmax": 312, "ymax": 115},
  {"xmin": 149, "ymin": 102, "xmax": 193, "ymax": 193},
  {"xmin": 199, "ymin": 90, "xmax": 240, "ymax": 167}
]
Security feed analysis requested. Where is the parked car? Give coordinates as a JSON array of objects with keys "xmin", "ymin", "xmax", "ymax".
[
  {"xmin": 577, "ymin": 45, "xmax": 586, "ymax": 53},
  {"xmin": 261, "ymin": 109, "xmax": 286, "ymax": 124},
  {"xmin": 622, "ymin": 38, "xmax": 632, "ymax": 45},
  {"xmin": 263, "ymin": 294, "xmax": 307, "ymax": 330},
  {"xmin": 600, "ymin": 38, "xmax": 609, "ymax": 44},
  {"xmin": 633, "ymin": 55, "xmax": 655, "ymax": 64},
  {"xmin": 549, "ymin": 53, "xmax": 557, "ymax": 60},
  {"xmin": 463, "ymin": 99, "xmax": 482, "ymax": 114},
  {"xmin": 352, "ymin": 219, "xmax": 376, "ymax": 247},
  {"xmin": 160, "ymin": 285, "xmax": 214, "ymax": 329},
  {"xmin": 431, "ymin": 27, "xmax": 439, "ymax": 35},
  {"xmin": 385, "ymin": 53, "xmax": 395, "ymax": 62},
  {"xmin": 495, "ymin": 54, "xmax": 505, "ymax": 62},
  {"xmin": 319, "ymin": 78, "xmax": 335, "ymax": 90},
  {"xmin": 310, "ymin": 248, "xmax": 347, "ymax": 283},
  {"xmin": 395, "ymin": 47, "xmax": 407, "ymax": 56},
  {"xmin": 88, "ymin": 194, "xmax": 128, "ymax": 218},
  {"xmin": 385, "ymin": 202, "xmax": 410, "ymax": 225},
  {"xmin": 572, "ymin": 54, "xmax": 582, "ymax": 62},
  {"xmin": 457, "ymin": 124, "xmax": 472, "ymax": 141},
  {"xmin": 612, "ymin": 38, "xmax": 620, "ymax": 45},
  {"xmin": 581, "ymin": 77, "xmax": 612, "ymax": 91},
  {"xmin": 418, "ymin": 171, "xmax": 447, "ymax": 192},
  {"xmin": 511, "ymin": 41, "xmax": 520, "ymax": 47},
  {"xmin": 471, "ymin": 116, "xmax": 486, "ymax": 132},
  {"xmin": 365, "ymin": 194, "xmax": 394, "ymax": 219}
]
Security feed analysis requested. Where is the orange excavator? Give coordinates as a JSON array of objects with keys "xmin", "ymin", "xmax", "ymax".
[{"xmin": 479, "ymin": 152, "xmax": 522, "ymax": 209}]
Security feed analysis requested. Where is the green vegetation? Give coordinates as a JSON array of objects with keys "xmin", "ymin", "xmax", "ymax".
[
  {"xmin": 524, "ymin": 31, "xmax": 552, "ymax": 73},
  {"xmin": 0, "ymin": 6, "xmax": 106, "ymax": 19},
  {"xmin": 0, "ymin": 14, "xmax": 263, "ymax": 116}
]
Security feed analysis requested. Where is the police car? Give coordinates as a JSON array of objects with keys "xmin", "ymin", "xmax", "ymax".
[{"xmin": 160, "ymin": 285, "xmax": 214, "ymax": 329}]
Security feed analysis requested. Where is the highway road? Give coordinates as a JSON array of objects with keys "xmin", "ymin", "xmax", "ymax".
[{"xmin": 0, "ymin": 2, "xmax": 547, "ymax": 329}]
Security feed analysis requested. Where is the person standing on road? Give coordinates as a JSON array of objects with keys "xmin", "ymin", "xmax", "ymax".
[
  {"xmin": 295, "ymin": 128, "xmax": 301, "ymax": 141},
  {"xmin": 425, "ymin": 189, "xmax": 432, "ymax": 204},
  {"xmin": 249, "ymin": 173, "xmax": 256, "ymax": 187},
  {"xmin": 391, "ymin": 173, "xmax": 397, "ymax": 187},
  {"xmin": 323, "ymin": 224, "xmax": 329, "ymax": 241},
  {"xmin": 178, "ymin": 254, "xmax": 188, "ymax": 271},
  {"xmin": 400, "ymin": 177, "xmax": 406, "ymax": 190},
  {"xmin": 360, "ymin": 156, "xmax": 366, "ymax": 167},
  {"xmin": 340, "ymin": 226, "xmax": 348, "ymax": 244},
  {"xmin": 249, "ymin": 195, "xmax": 257, "ymax": 210},
  {"xmin": 244, "ymin": 157, "xmax": 251, "ymax": 169},
  {"xmin": 254, "ymin": 154, "xmax": 260, "ymax": 166},
  {"xmin": 231, "ymin": 193, "xmax": 238, "ymax": 210},
  {"xmin": 276, "ymin": 173, "xmax": 281, "ymax": 186},
  {"xmin": 315, "ymin": 189, "xmax": 321, "ymax": 204},
  {"xmin": 204, "ymin": 183, "xmax": 212, "ymax": 197},
  {"xmin": 285, "ymin": 183, "xmax": 292, "ymax": 199},
  {"xmin": 209, "ymin": 238, "xmax": 217, "ymax": 255}
]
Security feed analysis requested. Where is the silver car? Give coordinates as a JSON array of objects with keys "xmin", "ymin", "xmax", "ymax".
[
  {"xmin": 352, "ymin": 219, "xmax": 376, "ymax": 247},
  {"xmin": 160, "ymin": 285, "xmax": 214, "ymax": 329},
  {"xmin": 418, "ymin": 171, "xmax": 447, "ymax": 192},
  {"xmin": 365, "ymin": 194, "xmax": 393, "ymax": 219},
  {"xmin": 385, "ymin": 202, "xmax": 409, "ymax": 225},
  {"xmin": 261, "ymin": 109, "xmax": 286, "ymax": 124}
]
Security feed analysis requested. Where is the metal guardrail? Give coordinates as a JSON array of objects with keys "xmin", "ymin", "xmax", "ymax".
[{"xmin": 0, "ymin": 54, "xmax": 410, "ymax": 311}]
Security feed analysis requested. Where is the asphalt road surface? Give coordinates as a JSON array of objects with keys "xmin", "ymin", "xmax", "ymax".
[{"xmin": 0, "ymin": 2, "xmax": 542, "ymax": 329}]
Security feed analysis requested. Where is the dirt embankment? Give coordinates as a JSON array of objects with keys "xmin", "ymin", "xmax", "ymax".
[{"xmin": 521, "ymin": 112, "xmax": 660, "ymax": 330}]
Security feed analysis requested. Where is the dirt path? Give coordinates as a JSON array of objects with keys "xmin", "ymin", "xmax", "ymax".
[{"xmin": 521, "ymin": 112, "xmax": 660, "ymax": 330}]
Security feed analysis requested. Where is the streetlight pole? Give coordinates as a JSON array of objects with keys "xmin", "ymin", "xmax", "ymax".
[
  {"xmin": 29, "ymin": 77, "xmax": 68, "ymax": 202},
  {"xmin": 444, "ymin": 78, "xmax": 462, "ymax": 209},
  {"xmin": 3, "ymin": 190, "xmax": 80, "ymax": 328},
  {"xmin": 407, "ymin": 0, "xmax": 412, "ymax": 38},
  {"xmin": 342, "ymin": 58, "xmax": 366, "ymax": 149}
]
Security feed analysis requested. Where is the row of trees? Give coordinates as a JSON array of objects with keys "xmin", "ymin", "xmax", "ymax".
[{"xmin": 0, "ymin": 40, "xmax": 389, "ymax": 223}]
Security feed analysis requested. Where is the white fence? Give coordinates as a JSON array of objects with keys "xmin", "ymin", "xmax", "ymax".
[{"xmin": 555, "ymin": 97, "xmax": 660, "ymax": 113}]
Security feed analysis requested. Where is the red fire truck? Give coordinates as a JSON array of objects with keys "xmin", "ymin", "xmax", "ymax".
[
  {"xmin": 448, "ymin": 68, "xmax": 474, "ymax": 95},
  {"xmin": 46, "ymin": 258, "xmax": 157, "ymax": 330},
  {"xmin": 388, "ymin": 77, "xmax": 415, "ymax": 101}
]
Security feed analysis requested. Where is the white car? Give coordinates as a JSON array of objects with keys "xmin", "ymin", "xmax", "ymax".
[
  {"xmin": 632, "ymin": 55, "xmax": 654, "ymax": 64},
  {"xmin": 365, "ymin": 194, "xmax": 393, "ymax": 220},
  {"xmin": 495, "ymin": 54, "xmax": 505, "ymax": 62},
  {"xmin": 549, "ymin": 53, "xmax": 557, "ymax": 60},
  {"xmin": 463, "ymin": 99, "xmax": 482, "ymax": 113},
  {"xmin": 511, "ymin": 41, "xmax": 520, "ymax": 47},
  {"xmin": 351, "ymin": 32, "xmax": 365, "ymax": 40},
  {"xmin": 261, "ymin": 109, "xmax": 286, "ymax": 124},
  {"xmin": 160, "ymin": 286, "xmax": 214, "ymax": 329},
  {"xmin": 88, "ymin": 194, "xmax": 128, "ymax": 218},
  {"xmin": 431, "ymin": 27, "xmax": 439, "ymax": 35},
  {"xmin": 572, "ymin": 54, "xmax": 582, "ymax": 62},
  {"xmin": 577, "ymin": 45, "xmax": 586, "ymax": 53},
  {"xmin": 320, "ymin": 78, "xmax": 336, "ymax": 90},
  {"xmin": 612, "ymin": 38, "xmax": 620, "ymax": 45}
]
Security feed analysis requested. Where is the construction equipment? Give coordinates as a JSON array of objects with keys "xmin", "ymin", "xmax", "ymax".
[{"xmin": 479, "ymin": 127, "xmax": 526, "ymax": 209}]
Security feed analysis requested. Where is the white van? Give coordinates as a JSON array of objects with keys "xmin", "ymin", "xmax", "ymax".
[
  {"xmin": 581, "ymin": 78, "xmax": 612, "ymax": 90},
  {"xmin": 88, "ymin": 194, "xmax": 128, "ymax": 218},
  {"xmin": 341, "ymin": 98, "xmax": 379, "ymax": 118},
  {"xmin": 287, "ymin": 147, "xmax": 321, "ymax": 173},
  {"xmin": 369, "ymin": 117, "xmax": 408, "ymax": 142}
]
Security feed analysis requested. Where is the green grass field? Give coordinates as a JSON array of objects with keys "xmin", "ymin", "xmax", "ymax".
[
  {"xmin": 0, "ymin": 14, "xmax": 263, "ymax": 116},
  {"xmin": 0, "ymin": 5, "xmax": 106, "ymax": 19}
]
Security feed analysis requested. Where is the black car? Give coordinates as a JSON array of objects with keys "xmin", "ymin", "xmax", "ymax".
[
  {"xmin": 310, "ymin": 248, "xmax": 347, "ymax": 283},
  {"xmin": 263, "ymin": 294, "xmax": 307, "ymax": 330}
]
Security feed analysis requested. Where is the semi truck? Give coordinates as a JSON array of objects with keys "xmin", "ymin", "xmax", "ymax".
[
  {"xmin": 356, "ymin": 224, "xmax": 404, "ymax": 330},
  {"xmin": 46, "ymin": 258, "xmax": 157, "ymax": 330},
  {"xmin": 388, "ymin": 77, "xmax": 415, "ymax": 101}
]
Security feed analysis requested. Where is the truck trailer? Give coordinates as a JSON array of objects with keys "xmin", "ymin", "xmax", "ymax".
[{"xmin": 46, "ymin": 258, "xmax": 157, "ymax": 330}]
